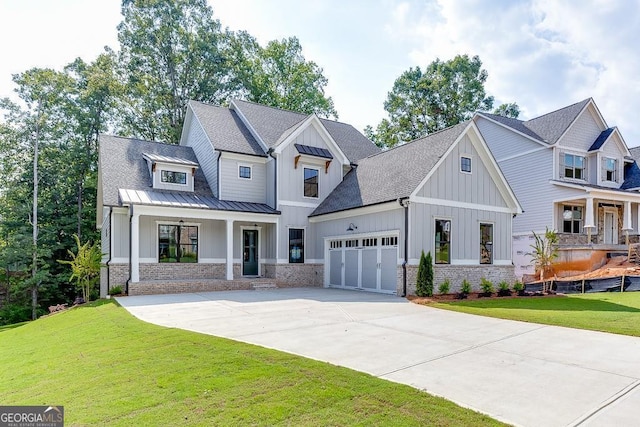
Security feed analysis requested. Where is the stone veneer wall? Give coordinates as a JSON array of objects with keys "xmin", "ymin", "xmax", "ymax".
[
  {"xmin": 405, "ymin": 264, "xmax": 516, "ymax": 295},
  {"xmin": 262, "ymin": 263, "xmax": 324, "ymax": 287}
]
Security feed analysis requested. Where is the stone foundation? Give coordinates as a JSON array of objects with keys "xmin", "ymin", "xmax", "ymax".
[
  {"xmin": 405, "ymin": 264, "xmax": 517, "ymax": 295},
  {"xmin": 128, "ymin": 279, "xmax": 267, "ymax": 296},
  {"xmin": 139, "ymin": 263, "xmax": 226, "ymax": 281}
]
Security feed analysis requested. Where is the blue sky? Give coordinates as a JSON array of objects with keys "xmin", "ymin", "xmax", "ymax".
[{"xmin": 1, "ymin": 0, "xmax": 639, "ymax": 145}]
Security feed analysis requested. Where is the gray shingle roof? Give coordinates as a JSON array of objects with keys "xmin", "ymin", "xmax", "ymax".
[
  {"xmin": 99, "ymin": 135, "xmax": 213, "ymax": 206},
  {"xmin": 480, "ymin": 98, "xmax": 592, "ymax": 145},
  {"xmin": 119, "ymin": 189, "xmax": 279, "ymax": 214},
  {"xmin": 589, "ymin": 128, "xmax": 615, "ymax": 151},
  {"xmin": 231, "ymin": 99, "xmax": 380, "ymax": 163},
  {"xmin": 188, "ymin": 100, "xmax": 266, "ymax": 157},
  {"xmin": 311, "ymin": 122, "xmax": 468, "ymax": 216},
  {"xmin": 629, "ymin": 146, "xmax": 640, "ymax": 162}
]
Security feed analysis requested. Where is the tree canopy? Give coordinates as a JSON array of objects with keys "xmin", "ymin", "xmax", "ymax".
[{"xmin": 366, "ymin": 55, "xmax": 495, "ymax": 148}]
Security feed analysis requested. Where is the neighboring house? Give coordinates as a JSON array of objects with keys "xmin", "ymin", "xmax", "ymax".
[
  {"xmin": 474, "ymin": 98, "xmax": 640, "ymax": 279},
  {"xmin": 97, "ymin": 100, "xmax": 521, "ymax": 296}
]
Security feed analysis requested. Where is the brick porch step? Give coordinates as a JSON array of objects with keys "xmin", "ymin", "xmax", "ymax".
[
  {"xmin": 129, "ymin": 278, "xmax": 278, "ymax": 296},
  {"xmin": 252, "ymin": 282, "xmax": 278, "ymax": 290}
]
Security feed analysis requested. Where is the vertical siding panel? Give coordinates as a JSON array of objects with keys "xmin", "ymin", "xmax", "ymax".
[{"xmin": 183, "ymin": 116, "xmax": 219, "ymax": 197}]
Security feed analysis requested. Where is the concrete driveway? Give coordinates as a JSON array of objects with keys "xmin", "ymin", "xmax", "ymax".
[{"xmin": 117, "ymin": 288, "xmax": 640, "ymax": 427}]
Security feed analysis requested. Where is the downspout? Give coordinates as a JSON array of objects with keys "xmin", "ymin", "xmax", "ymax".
[
  {"xmin": 399, "ymin": 197, "xmax": 409, "ymax": 297},
  {"xmin": 267, "ymin": 148, "xmax": 277, "ymax": 209},
  {"xmin": 105, "ymin": 207, "xmax": 112, "ymax": 294},
  {"xmin": 126, "ymin": 204, "xmax": 132, "ymax": 295}
]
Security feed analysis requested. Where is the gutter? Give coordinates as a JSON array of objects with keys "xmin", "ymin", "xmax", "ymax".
[
  {"xmin": 126, "ymin": 204, "xmax": 132, "ymax": 295},
  {"xmin": 268, "ymin": 148, "xmax": 277, "ymax": 209},
  {"xmin": 105, "ymin": 207, "xmax": 112, "ymax": 294},
  {"xmin": 398, "ymin": 197, "xmax": 410, "ymax": 297}
]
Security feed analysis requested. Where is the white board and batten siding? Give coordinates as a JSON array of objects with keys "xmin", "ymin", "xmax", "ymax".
[
  {"xmin": 112, "ymin": 211, "xmax": 130, "ymax": 259},
  {"xmin": 411, "ymin": 131, "xmax": 515, "ymax": 264},
  {"xmin": 277, "ymin": 125, "xmax": 344, "ymax": 203},
  {"xmin": 219, "ymin": 156, "xmax": 267, "ymax": 204},
  {"xmin": 182, "ymin": 112, "xmax": 219, "ymax": 198}
]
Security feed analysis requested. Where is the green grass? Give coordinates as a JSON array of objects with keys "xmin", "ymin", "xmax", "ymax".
[
  {"xmin": 431, "ymin": 292, "xmax": 640, "ymax": 336},
  {"xmin": 0, "ymin": 300, "xmax": 503, "ymax": 426}
]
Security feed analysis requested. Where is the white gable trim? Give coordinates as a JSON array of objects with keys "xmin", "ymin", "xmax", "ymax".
[
  {"xmin": 273, "ymin": 114, "xmax": 350, "ymax": 166},
  {"xmin": 474, "ymin": 113, "xmax": 548, "ymax": 147},
  {"xmin": 219, "ymin": 151, "xmax": 268, "ymax": 164},
  {"xmin": 411, "ymin": 196, "xmax": 515, "ymax": 214},
  {"xmin": 229, "ymin": 100, "xmax": 270, "ymax": 152},
  {"xmin": 410, "ymin": 122, "xmax": 523, "ymax": 214}
]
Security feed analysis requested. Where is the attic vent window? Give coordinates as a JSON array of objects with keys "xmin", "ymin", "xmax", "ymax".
[
  {"xmin": 161, "ymin": 170, "xmax": 187, "ymax": 185},
  {"xmin": 460, "ymin": 156, "xmax": 472, "ymax": 173}
]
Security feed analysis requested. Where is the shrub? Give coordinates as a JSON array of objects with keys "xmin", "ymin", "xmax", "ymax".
[
  {"xmin": 416, "ymin": 251, "xmax": 434, "ymax": 297},
  {"xmin": 497, "ymin": 281, "xmax": 511, "ymax": 297},
  {"xmin": 480, "ymin": 278, "xmax": 494, "ymax": 295},
  {"xmin": 512, "ymin": 281, "xmax": 524, "ymax": 292},
  {"xmin": 438, "ymin": 279, "xmax": 450, "ymax": 295},
  {"xmin": 109, "ymin": 285, "xmax": 124, "ymax": 296},
  {"xmin": 461, "ymin": 279, "xmax": 472, "ymax": 295}
]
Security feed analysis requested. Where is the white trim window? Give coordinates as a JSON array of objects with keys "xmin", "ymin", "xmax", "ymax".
[
  {"xmin": 563, "ymin": 153, "xmax": 586, "ymax": 180},
  {"xmin": 562, "ymin": 205, "xmax": 583, "ymax": 234},
  {"xmin": 161, "ymin": 170, "xmax": 187, "ymax": 185},
  {"xmin": 603, "ymin": 157, "xmax": 617, "ymax": 182},
  {"xmin": 303, "ymin": 167, "xmax": 319, "ymax": 198},
  {"xmin": 460, "ymin": 156, "xmax": 472, "ymax": 174},
  {"xmin": 238, "ymin": 164, "xmax": 252, "ymax": 179}
]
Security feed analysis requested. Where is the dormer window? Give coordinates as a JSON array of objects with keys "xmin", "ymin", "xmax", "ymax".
[
  {"xmin": 604, "ymin": 157, "xmax": 617, "ymax": 182},
  {"xmin": 161, "ymin": 170, "xmax": 187, "ymax": 185},
  {"xmin": 563, "ymin": 154, "xmax": 585, "ymax": 180}
]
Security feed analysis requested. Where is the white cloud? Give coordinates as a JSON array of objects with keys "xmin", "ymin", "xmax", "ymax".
[{"xmin": 383, "ymin": 0, "xmax": 640, "ymax": 144}]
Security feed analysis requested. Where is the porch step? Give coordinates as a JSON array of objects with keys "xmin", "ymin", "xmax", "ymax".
[
  {"xmin": 629, "ymin": 243, "xmax": 640, "ymax": 264},
  {"xmin": 252, "ymin": 282, "xmax": 278, "ymax": 291}
]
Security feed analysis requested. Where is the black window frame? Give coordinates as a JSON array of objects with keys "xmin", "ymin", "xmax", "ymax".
[
  {"xmin": 480, "ymin": 223, "xmax": 493, "ymax": 265},
  {"xmin": 288, "ymin": 228, "xmax": 305, "ymax": 263},
  {"xmin": 434, "ymin": 219, "xmax": 451, "ymax": 264},
  {"xmin": 158, "ymin": 224, "xmax": 198, "ymax": 263},
  {"xmin": 303, "ymin": 167, "xmax": 319, "ymax": 198}
]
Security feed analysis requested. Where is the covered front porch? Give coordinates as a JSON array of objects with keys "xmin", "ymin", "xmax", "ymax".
[{"xmin": 551, "ymin": 184, "xmax": 640, "ymax": 277}]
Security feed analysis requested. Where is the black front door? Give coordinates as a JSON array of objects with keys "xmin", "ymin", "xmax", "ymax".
[{"xmin": 243, "ymin": 230, "xmax": 258, "ymax": 276}]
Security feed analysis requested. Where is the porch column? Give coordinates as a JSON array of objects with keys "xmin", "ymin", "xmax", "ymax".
[
  {"xmin": 131, "ymin": 212, "xmax": 140, "ymax": 283},
  {"xmin": 624, "ymin": 201, "xmax": 633, "ymax": 244},
  {"xmin": 584, "ymin": 196, "xmax": 595, "ymax": 243},
  {"xmin": 226, "ymin": 219, "xmax": 234, "ymax": 280}
]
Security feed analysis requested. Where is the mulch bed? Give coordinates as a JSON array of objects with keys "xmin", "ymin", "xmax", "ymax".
[{"xmin": 408, "ymin": 291, "xmax": 565, "ymax": 304}]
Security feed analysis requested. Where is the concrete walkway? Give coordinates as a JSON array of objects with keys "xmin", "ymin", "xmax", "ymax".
[{"xmin": 117, "ymin": 288, "xmax": 640, "ymax": 426}]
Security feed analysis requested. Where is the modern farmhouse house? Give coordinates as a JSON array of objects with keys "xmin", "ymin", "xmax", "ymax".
[
  {"xmin": 97, "ymin": 100, "xmax": 521, "ymax": 296},
  {"xmin": 475, "ymin": 98, "xmax": 640, "ymax": 279}
]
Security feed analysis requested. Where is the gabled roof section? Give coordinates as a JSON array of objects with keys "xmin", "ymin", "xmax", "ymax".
[
  {"xmin": 311, "ymin": 123, "xmax": 468, "ymax": 217},
  {"xmin": 589, "ymin": 127, "xmax": 615, "ymax": 151},
  {"xmin": 524, "ymin": 98, "xmax": 591, "ymax": 144},
  {"xmin": 142, "ymin": 152, "xmax": 199, "ymax": 167},
  {"xmin": 187, "ymin": 100, "xmax": 266, "ymax": 157},
  {"xmin": 295, "ymin": 143, "xmax": 333, "ymax": 159},
  {"xmin": 99, "ymin": 135, "xmax": 213, "ymax": 207},
  {"xmin": 231, "ymin": 99, "xmax": 379, "ymax": 163},
  {"xmin": 477, "ymin": 99, "xmax": 593, "ymax": 145}
]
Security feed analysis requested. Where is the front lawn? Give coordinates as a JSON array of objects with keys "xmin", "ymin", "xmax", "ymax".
[
  {"xmin": 0, "ymin": 300, "xmax": 503, "ymax": 426},
  {"xmin": 430, "ymin": 292, "xmax": 640, "ymax": 336}
]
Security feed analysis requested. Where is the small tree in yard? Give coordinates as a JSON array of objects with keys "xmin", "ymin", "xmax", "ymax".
[
  {"xmin": 59, "ymin": 235, "xmax": 102, "ymax": 302},
  {"xmin": 416, "ymin": 250, "xmax": 434, "ymax": 296},
  {"xmin": 527, "ymin": 227, "xmax": 558, "ymax": 293}
]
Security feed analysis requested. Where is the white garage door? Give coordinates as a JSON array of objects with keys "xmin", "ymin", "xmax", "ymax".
[{"xmin": 327, "ymin": 235, "xmax": 398, "ymax": 293}]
